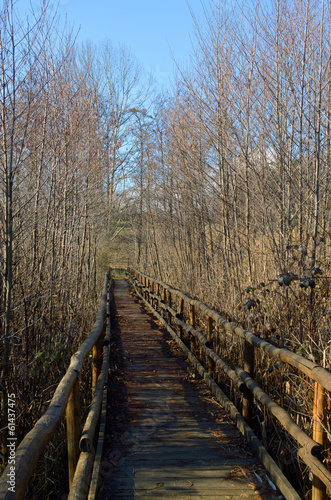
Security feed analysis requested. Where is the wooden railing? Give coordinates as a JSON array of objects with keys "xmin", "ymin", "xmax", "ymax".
[
  {"xmin": 128, "ymin": 268, "xmax": 331, "ymax": 500},
  {"xmin": 0, "ymin": 271, "xmax": 113, "ymax": 500}
]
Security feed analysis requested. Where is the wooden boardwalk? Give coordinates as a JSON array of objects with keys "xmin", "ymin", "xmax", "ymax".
[{"xmin": 99, "ymin": 280, "xmax": 283, "ymax": 499}]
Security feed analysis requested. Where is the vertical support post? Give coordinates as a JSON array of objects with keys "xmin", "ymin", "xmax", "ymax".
[
  {"xmin": 217, "ymin": 325, "xmax": 225, "ymax": 387},
  {"xmin": 151, "ymin": 280, "xmax": 155, "ymax": 308},
  {"xmin": 161, "ymin": 288, "xmax": 167, "ymax": 320},
  {"xmin": 177, "ymin": 297, "xmax": 184, "ymax": 339},
  {"xmin": 206, "ymin": 316, "xmax": 214, "ymax": 377},
  {"xmin": 168, "ymin": 290, "xmax": 172, "ymax": 326},
  {"xmin": 92, "ymin": 335, "xmax": 102, "ymax": 394},
  {"xmin": 312, "ymin": 382, "xmax": 326, "ymax": 500},
  {"xmin": 242, "ymin": 338, "xmax": 254, "ymax": 425},
  {"xmin": 189, "ymin": 303, "xmax": 196, "ymax": 353},
  {"xmin": 156, "ymin": 283, "xmax": 160, "ymax": 313},
  {"xmin": 66, "ymin": 378, "xmax": 82, "ymax": 489}
]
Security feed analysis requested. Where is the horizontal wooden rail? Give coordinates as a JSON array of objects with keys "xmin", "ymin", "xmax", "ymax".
[
  {"xmin": 130, "ymin": 269, "xmax": 331, "ymax": 392},
  {"xmin": 69, "ymin": 301, "xmax": 113, "ymax": 499},
  {"xmin": 128, "ymin": 268, "xmax": 331, "ymax": 500},
  {"xmin": 0, "ymin": 272, "xmax": 113, "ymax": 500}
]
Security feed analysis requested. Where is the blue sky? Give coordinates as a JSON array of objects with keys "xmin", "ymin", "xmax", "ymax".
[{"xmin": 18, "ymin": 0, "xmax": 206, "ymax": 90}]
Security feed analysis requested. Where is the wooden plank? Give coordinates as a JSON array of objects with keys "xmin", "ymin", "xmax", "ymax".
[
  {"xmin": 99, "ymin": 495, "xmax": 275, "ymax": 500},
  {"xmin": 108, "ymin": 477, "xmax": 270, "ymax": 491},
  {"xmin": 101, "ymin": 494, "xmax": 276, "ymax": 499}
]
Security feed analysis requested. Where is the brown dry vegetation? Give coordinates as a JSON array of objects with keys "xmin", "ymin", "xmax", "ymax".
[
  {"xmin": 1, "ymin": 0, "xmax": 331, "ymax": 498},
  {"xmin": 0, "ymin": 0, "xmax": 148, "ymax": 496},
  {"xmin": 129, "ymin": 0, "xmax": 331, "ymax": 497}
]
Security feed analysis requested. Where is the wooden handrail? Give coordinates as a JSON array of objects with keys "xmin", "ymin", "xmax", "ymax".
[
  {"xmin": 0, "ymin": 272, "xmax": 112, "ymax": 500},
  {"xmin": 128, "ymin": 268, "xmax": 331, "ymax": 499},
  {"xmin": 128, "ymin": 269, "xmax": 331, "ymax": 392},
  {"xmin": 68, "ymin": 308, "xmax": 112, "ymax": 499}
]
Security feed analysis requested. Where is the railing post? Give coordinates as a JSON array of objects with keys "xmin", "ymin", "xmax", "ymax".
[
  {"xmin": 156, "ymin": 282, "xmax": 160, "ymax": 313},
  {"xmin": 146, "ymin": 277, "xmax": 149, "ymax": 302},
  {"xmin": 217, "ymin": 326, "xmax": 225, "ymax": 387},
  {"xmin": 177, "ymin": 297, "xmax": 184, "ymax": 339},
  {"xmin": 206, "ymin": 316, "xmax": 214, "ymax": 377},
  {"xmin": 312, "ymin": 382, "xmax": 326, "ymax": 500},
  {"xmin": 189, "ymin": 303, "xmax": 196, "ymax": 353},
  {"xmin": 66, "ymin": 378, "xmax": 82, "ymax": 489},
  {"xmin": 168, "ymin": 290, "xmax": 172, "ymax": 326},
  {"xmin": 242, "ymin": 338, "xmax": 254, "ymax": 425},
  {"xmin": 151, "ymin": 280, "xmax": 155, "ymax": 307},
  {"xmin": 92, "ymin": 336, "xmax": 102, "ymax": 394},
  {"xmin": 161, "ymin": 288, "xmax": 167, "ymax": 320}
]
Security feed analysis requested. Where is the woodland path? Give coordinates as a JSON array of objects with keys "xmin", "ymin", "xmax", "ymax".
[{"xmin": 98, "ymin": 279, "xmax": 283, "ymax": 499}]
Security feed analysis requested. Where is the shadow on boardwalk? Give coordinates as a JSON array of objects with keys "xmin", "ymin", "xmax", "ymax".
[{"xmin": 98, "ymin": 280, "xmax": 283, "ymax": 499}]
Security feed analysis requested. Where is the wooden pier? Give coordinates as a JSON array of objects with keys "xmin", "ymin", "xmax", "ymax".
[{"xmin": 99, "ymin": 280, "xmax": 283, "ymax": 499}]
